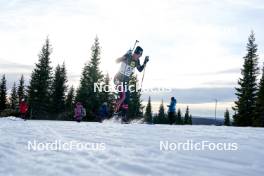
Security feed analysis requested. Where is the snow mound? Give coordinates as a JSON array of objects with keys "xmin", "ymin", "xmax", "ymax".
[
  {"xmin": 0, "ymin": 118, "xmax": 264, "ymax": 176},
  {"xmin": 0, "ymin": 116, "xmax": 24, "ymax": 121},
  {"xmin": 102, "ymin": 117, "xmax": 144, "ymax": 124},
  {"xmin": 102, "ymin": 116, "xmax": 122, "ymax": 124},
  {"xmin": 129, "ymin": 118, "xmax": 144, "ymax": 124}
]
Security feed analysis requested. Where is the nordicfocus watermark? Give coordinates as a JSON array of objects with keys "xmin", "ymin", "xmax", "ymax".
[
  {"xmin": 94, "ymin": 83, "xmax": 172, "ymax": 93},
  {"xmin": 160, "ymin": 140, "xmax": 238, "ymax": 151},
  {"xmin": 27, "ymin": 140, "xmax": 106, "ymax": 151}
]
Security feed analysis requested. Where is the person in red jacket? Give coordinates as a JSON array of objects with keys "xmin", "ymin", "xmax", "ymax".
[{"xmin": 19, "ymin": 99, "xmax": 28, "ymax": 120}]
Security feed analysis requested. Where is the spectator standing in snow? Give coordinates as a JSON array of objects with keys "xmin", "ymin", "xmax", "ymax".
[
  {"xmin": 74, "ymin": 102, "xmax": 86, "ymax": 122},
  {"xmin": 19, "ymin": 99, "xmax": 28, "ymax": 120},
  {"xmin": 98, "ymin": 102, "xmax": 109, "ymax": 122},
  {"xmin": 167, "ymin": 97, "xmax": 177, "ymax": 125}
]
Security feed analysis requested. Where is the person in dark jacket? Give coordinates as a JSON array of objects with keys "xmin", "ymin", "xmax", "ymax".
[
  {"xmin": 74, "ymin": 102, "xmax": 86, "ymax": 122},
  {"xmin": 98, "ymin": 102, "xmax": 109, "ymax": 122},
  {"xmin": 167, "ymin": 97, "xmax": 177, "ymax": 125}
]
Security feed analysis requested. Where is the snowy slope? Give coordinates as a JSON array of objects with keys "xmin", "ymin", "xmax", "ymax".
[{"xmin": 0, "ymin": 117, "xmax": 264, "ymax": 176}]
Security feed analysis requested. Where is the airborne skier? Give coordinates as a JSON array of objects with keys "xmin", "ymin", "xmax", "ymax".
[{"xmin": 114, "ymin": 45, "xmax": 149, "ymax": 120}]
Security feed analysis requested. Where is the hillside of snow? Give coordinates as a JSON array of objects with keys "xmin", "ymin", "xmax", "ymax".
[{"xmin": 0, "ymin": 117, "xmax": 263, "ymax": 176}]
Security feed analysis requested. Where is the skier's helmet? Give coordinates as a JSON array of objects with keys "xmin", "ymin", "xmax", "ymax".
[{"xmin": 134, "ymin": 46, "xmax": 143, "ymax": 55}]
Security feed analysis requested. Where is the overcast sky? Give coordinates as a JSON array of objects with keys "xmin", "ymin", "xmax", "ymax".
[{"xmin": 0, "ymin": 0, "xmax": 264, "ymax": 116}]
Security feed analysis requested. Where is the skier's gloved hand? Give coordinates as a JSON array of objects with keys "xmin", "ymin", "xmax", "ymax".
[{"xmin": 144, "ymin": 56, "xmax": 149, "ymax": 65}]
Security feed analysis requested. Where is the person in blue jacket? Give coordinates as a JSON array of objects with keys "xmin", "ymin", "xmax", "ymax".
[
  {"xmin": 98, "ymin": 102, "xmax": 109, "ymax": 122},
  {"xmin": 167, "ymin": 97, "xmax": 177, "ymax": 125}
]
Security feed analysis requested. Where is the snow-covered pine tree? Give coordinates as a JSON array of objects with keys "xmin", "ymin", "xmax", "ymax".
[
  {"xmin": 233, "ymin": 31, "xmax": 259, "ymax": 126},
  {"xmin": 253, "ymin": 63, "xmax": 264, "ymax": 127},
  {"xmin": 144, "ymin": 96, "xmax": 153, "ymax": 123},
  {"xmin": 224, "ymin": 109, "xmax": 231, "ymax": 126},
  {"xmin": 76, "ymin": 36, "xmax": 103, "ymax": 121},
  {"xmin": 28, "ymin": 37, "xmax": 53, "ymax": 119},
  {"xmin": 0, "ymin": 75, "xmax": 7, "ymax": 112}
]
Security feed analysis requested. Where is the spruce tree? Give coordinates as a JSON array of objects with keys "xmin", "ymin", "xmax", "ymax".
[
  {"xmin": 153, "ymin": 114, "xmax": 159, "ymax": 124},
  {"xmin": 101, "ymin": 73, "xmax": 115, "ymax": 115},
  {"xmin": 128, "ymin": 74, "xmax": 144, "ymax": 120},
  {"xmin": 188, "ymin": 114, "xmax": 193, "ymax": 125},
  {"xmin": 76, "ymin": 36, "xmax": 103, "ymax": 120},
  {"xmin": 66, "ymin": 86, "xmax": 75, "ymax": 111},
  {"xmin": 158, "ymin": 100, "xmax": 167, "ymax": 124},
  {"xmin": 18, "ymin": 75, "xmax": 26, "ymax": 102},
  {"xmin": 65, "ymin": 86, "xmax": 75, "ymax": 120},
  {"xmin": 50, "ymin": 63, "xmax": 67, "ymax": 116},
  {"xmin": 253, "ymin": 64, "xmax": 264, "ymax": 127},
  {"xmin": 176, "ymin": 108, "xmax": 182, "ymax": 124},
  {"xmin": 184, "ymin": 106, "xmax": 190, "ymax": 124},
  {"xmin": 224, "ymin": 109, "xmax": 231, "ymax": 126},
  {"xmin": 10, "ymin": 82, "xmax": 18, "ymax": 110},
  {"xmin": 28, "ymin": 38, "xmax": 53, "ymax": 119},
  {"xmin": 233, "ymin": 31, "xmax": 259, "ymax": 126},
  {"xmin": 144, "ymin": 96, "xmax": 153, "ymax": 123},
  {"xmin": 0, "ymin": 75, "xmax": 7, "ymax": 112},
  {"xmin": 158, "ymin": 100, "xmax": 166, "ymax": 118}
]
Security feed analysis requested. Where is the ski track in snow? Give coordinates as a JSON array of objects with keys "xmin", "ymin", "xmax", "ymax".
[{"xmin": 0, "ymin": 117, "xmax": 264, "ymax": 176}]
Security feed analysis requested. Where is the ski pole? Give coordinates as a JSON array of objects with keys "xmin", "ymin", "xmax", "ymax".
[
  {"xmin": 132, "ymin": 40, "xmax": 139, "ymax": 52},
  {"xmin": 140, "ymin": 64, "xmax": 146, "ymax": 91}
]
